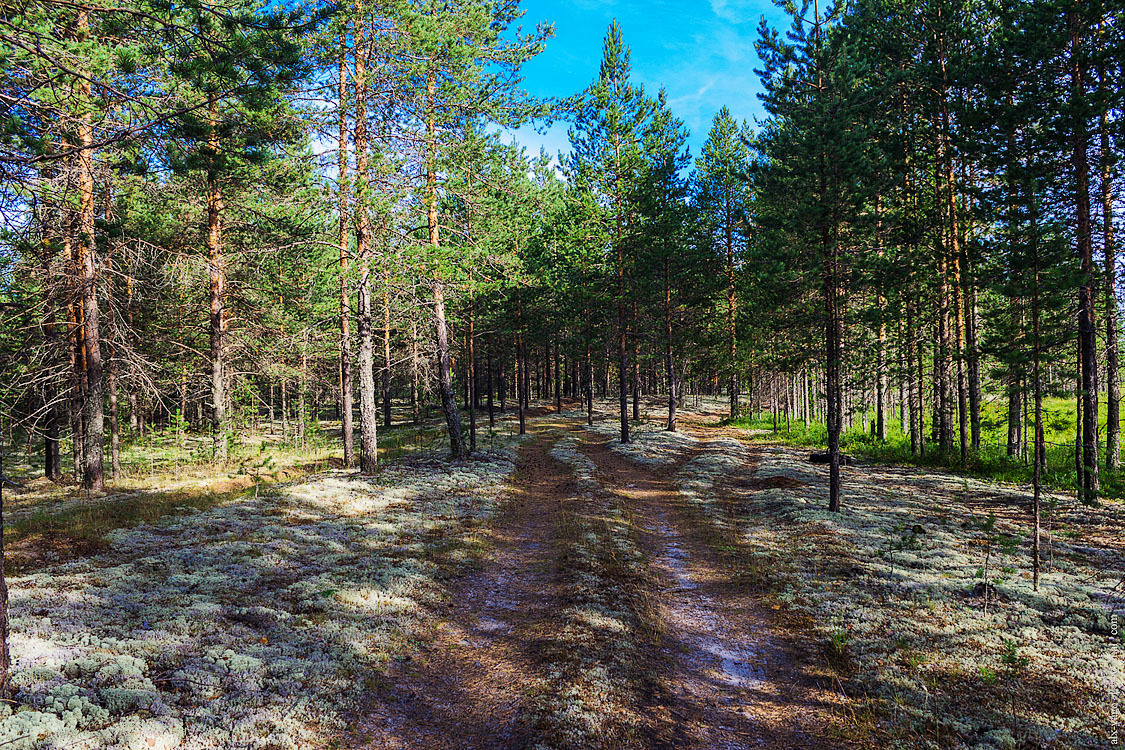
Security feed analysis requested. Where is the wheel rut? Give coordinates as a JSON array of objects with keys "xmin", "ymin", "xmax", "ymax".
[
  {"xmin": 351, "ymin": 417, "xmax": 850, "ymax": 749},
  {"xmin": 353, "ymin": 423, "xmax": 576, "ymax": 750},
  {"xmin": 579, "ymin": 435, "xmax": 849, "ymax": 749}
]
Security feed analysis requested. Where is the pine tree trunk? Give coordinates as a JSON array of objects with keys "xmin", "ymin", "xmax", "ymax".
[
  {"xmin": 585, "ymin": 323, "xmax": 594, "ymax": 427},
  {"xmin": 76, "ymin": 9, "xmax": 104, "ymax": 489},
  {"xmin": 107, "ymin": 359, "xmax": 120, "ymax": 480},
  {"xmin": 357, "ymin": 277, "xmax": 378, "ymax": 472},
  {"xmin": 907, "ymin": 301, "xmax": 920, "ymax": 454},
  {"xmin": 354, "ymin": 26, "xmax": 379, "ymax": 473},
  {"xmin": 1032, "ymin": 200, "xmax": 1044, "ymax": 591},
  {"xmin": 300, "ymin": 333, "xmax": 309, "ymax": 442},
  {"xmin": 1101, "ymin": 104, "xmax": 1119, "ymax": 470},
  {"xmin": 554, "ymin": 336, "xmax": 562, "ymax": 413},
  {"xmin": 281, "ymin": 380, "xmax": 289, "ymax": 440},
  {"xmin": 382, "ymin": 286, "xmax": 392, "ymax": 429},
  {"xmin": 206, "ymin": 95, "xmax": 227, "ymax": 464},
  {"xmin": 664, "ymin": 257, "xmax": 676, "ymax": 432},
  {"xmin": 614, "ymin": 138, "xmax": 630, "ymax": 444},
  {"xmin": 468, "ymin": 288, "xmax": 476, "ymax": 452},
  {"xmin": 967, "ymin": 286, "xmax": 982, "ymax": 451},
  {"xmin": 410, "ymin": 317, "xmax": 420, "ymax": 425},
  {"xmin": 487, "ymin": 347, "xmax": 495, "ymax": 428},
  {"xmin": 1071, "ymin": 13, "xmax": 1099, "ymax": 502},
  {"xmin": 517, "ymin": 292, "xmax": 526, "ymax": 436},
  {"xmin": 337, "ymin": 33, "xmax": 355, "ymax": 467},
  {"xmin": 915, "ymin": 297, "xmax": 927, "ymax": 459},
  {"xmin": 42, "ymin": 279, "xmax": 62, "ymax": 479},
  {"xmin": 631, "ymin": 302, "xmax": 640, "ymax": 422}
]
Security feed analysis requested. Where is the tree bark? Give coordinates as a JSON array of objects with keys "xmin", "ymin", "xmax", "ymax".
[
  {"xmin": 76, "ymin": 6, "xmax": 104, "ymax": 489},
  {"xmin": 410, "ymin": 317, "xmax": 420, "ymax": 425},
  {"xmin": 554, "ymin": 336, "xmax": 561, "ymax": 413},
  {"xmin": 382, "ymin": 285, "xmax": 392, "ymax": 429},
  {"xmin": 338, "ymin": 32, "xmax": 355, "ymax": 467},
  {"xmin": 487, "ymin": 346, "xmax": 495, "ymax": 428},
  {"xmin": 1031, "ymin": 198, "xmax": 1044, "ymax": 591},
  {"xmin": 1071, "ymin": 13, "xmax": 1099, "ymax": 502},
  {"xmin": 426, "ymin": 70, "xmax": 464, "ymax": 459},
  {"xmin": 517, "ymin": 291, "xmax": 526, "ymax": 435},
  {"xmin": 468, "ymin": 286, "xmax": 477, "ymax": 451},
  {"xmin": 1101, "ymin": 99, "xmax": 1119, "ymax": 470},
  {"xmin": 354, "ymin": 24, "xmax": 379, "ymax": 473},
  {"xmin": 664, "ymin": 257, "xmax": 676, "ymax": 431},
  {"xmin": 206, "ymin": 94, "xmax": 227, "ymax": 464}
]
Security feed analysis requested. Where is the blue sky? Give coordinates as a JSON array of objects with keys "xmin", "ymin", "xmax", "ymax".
[{"xmin": 509, "ymin": 0, "xmax": 791, "ymax": 163}]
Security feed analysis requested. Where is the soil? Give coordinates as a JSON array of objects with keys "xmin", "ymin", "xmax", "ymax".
[
  {"xmin": 349, "ymin": 421, "xmax": 575, "ymax": 749},
  {"xmin": 349, "ymin": 414, "xmax": 862, "ymax": 749},
  {"xmin": 579, "ymin": 436, "xmax": 851, "ymax": 749}
]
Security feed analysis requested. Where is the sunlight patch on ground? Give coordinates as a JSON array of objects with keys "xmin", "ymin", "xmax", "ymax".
[{"xmin": 0, "ymin": 444, "xmax": 522, "ymax": 749}]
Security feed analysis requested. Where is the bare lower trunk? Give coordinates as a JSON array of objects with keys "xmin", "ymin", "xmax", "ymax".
[
  {"xmin": 425, "ymin": 72, "xmax": 463, "ymax": 459},
  {"xmin": 517, "ymin": 292, "xmax": 525, "ymax": 436},
  {"xmin": 1072, "ymin": 15, "xmax": 1099, "ymax": 502},
  {"xmin": 354, "ymin": 26, "xmax": 378, "ymax": 473},
  {"xmin": 554, "ymin": 337, "xmax": 561, "ymax": 413},
  {"xmin": 77, "ymin": 25, "xmax": 103, "ymax": 489},
  {"xmin": 631, "ymin": 301, "xmax": 640, "ymax": 421},
  {"xmin": 43, "ymin": 288, "xmax": 62, "ymax": 479},
  {"xmin": 410, "ymin": 318, "xmax": 420, "ymax": 425},
  {"xmin": 434, "ymin": 282, "xmax": 464, "ymax": 457},
  {"xmin": 108, "ymin": 360, "xmax": 120, "ymax": 480},
  {"xmin": 1101, "ymin": 104, "xmax": 1119, "ymax": 470},
  {"xmin": 357, "ymin": 275, "xmax": 378, "ymax": 473},
  {"xmin": 383, "ymin": 287, "xmax": 392, "ymax": 429},
  {"xmin": 1032, "ymin": 204, "xmax": 1043, "ymax": 591},
  {"xmin": 617, "ymin": 303, "xmax": 629, "ymax": 443},
  {"xmin": 664, "ymin": 258, "xmax": 676, "ymax": 432},
  {"xmin": 468, "ymin": 290, "xmax": 476, "ymax": 452},
  {"xmin": 585, "ymin": 328, "xmax": 593, "ymax": 427},
  {"xmin": 338, "ymin": 33, "xmax": 354, "ymax": 466},
  {"xmin": 207, "ymin": 95, "xmax": 227, "ymax": 463},
  {"xmin": 825, "ymin": 233, "xmax": 842, "ymax": 513},
  {"xmin": 487, "ymin": 347, "xmax": 495, "ymax": 428}
]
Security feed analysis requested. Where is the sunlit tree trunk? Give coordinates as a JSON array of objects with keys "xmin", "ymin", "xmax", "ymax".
[
  {"xmin": 426, "ymin": 71, "xmax": 464, "ymax": 459},
  {"xmin": 337, "ymin": 31, "xmax": 355, "ymax": 467},
  {"xmin": 206, "ymin": 94, "xmax": 227, "ymax": 464},
  {"xmin": 664, "ymin": 256, "xmax": 676, "ymax": 431},
  {"xmin": 1101, "ymin": 99, "xmax": 1119, "ymax": 470},
  {"xmin": 382, "ymin": 283, "xmax": 392, "ymax": 429},
  {"xmin": 410, "ymin": 316, "xmax": 420, "ymax": 425},
  {"xmin": 354, "ymin": 21, "xmax": 379, "ymax": 473},
  {"xmin": 75, "ymin": 7, "xmax": 104, "ymax": 488},
  {"xmin": 468, "ymin": 284, "xmax": 477, "ymax": 451},
  {"xmin": 1071, "ymin": 12, "xmax": 1099, "ymax": 502}
]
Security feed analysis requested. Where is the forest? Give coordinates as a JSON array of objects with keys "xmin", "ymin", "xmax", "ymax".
[{"xmin": 0, "ymin": 0, "xmax": 1122, "ymax": 747}]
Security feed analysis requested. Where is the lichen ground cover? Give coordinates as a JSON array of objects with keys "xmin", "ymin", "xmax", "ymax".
[
  {"xmin": 737, "ymin": 446, "xmax": 1124, "ymax": 749},
  {"xmin": 1, "ymin": 444, "xmax": 520, "ymax": 750},
  {"xmin": 591, "ymin": 419, "xmax": 1124, "ymax": 749},
  {"xmin": 527, "ymin": 436, "xmax": 654, "ymax": 750}
]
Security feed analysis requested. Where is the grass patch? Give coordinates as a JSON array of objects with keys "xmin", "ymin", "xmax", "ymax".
[{"xmin": 730, "ymin": 394, "xmax": 1125, "ymax": 500}]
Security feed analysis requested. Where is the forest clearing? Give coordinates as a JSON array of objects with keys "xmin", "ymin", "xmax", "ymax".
[
  {"xmin": 2, "ymin": 0, "xmax": 1124, "ymax": 747},
  {"xmin": 0, "ymin": 400, "xmax": 1120, "ymax": 748}
]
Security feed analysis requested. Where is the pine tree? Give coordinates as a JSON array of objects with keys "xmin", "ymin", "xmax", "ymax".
[
  {"xmin": 694, "ymin": 107, "xmax": 752, "ymax": 421},
  {"xmin": 569, "ymin": 21, "xmax": 652, "ymax": 444}
]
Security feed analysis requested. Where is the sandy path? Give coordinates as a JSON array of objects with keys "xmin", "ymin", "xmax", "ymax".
[
  {"xmin": 349, "ymin": 412, "xmax": 852, "ymax": 749},
  {"xmin": 352, "ymin": 422, "xmax": 576, "ymax": 749},
  {"xmin": 580, "ymin": 436, "xmax": 849, "ymax": 749}
]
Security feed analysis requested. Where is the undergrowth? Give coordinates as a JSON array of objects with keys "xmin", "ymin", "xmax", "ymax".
[{"xmin": 730, "ymin": 395, "xmax": 1125, "ymax": 501}]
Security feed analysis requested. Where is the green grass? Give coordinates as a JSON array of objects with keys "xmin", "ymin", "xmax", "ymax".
[
  {"xmin": 0, "ymin": 416, "xmax": 485, "ymax": 574},
  {"xmin": 731, "ymin": 394, "xmax": 1125, "ymax": 500}
]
